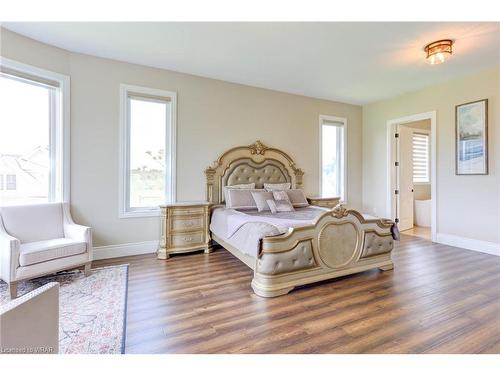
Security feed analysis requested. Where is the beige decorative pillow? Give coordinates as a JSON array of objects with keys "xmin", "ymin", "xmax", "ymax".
[
  {"xmin": 225, "ymin": 189, "xmax": 263, "ymax": 210},
  {"xmin": 251, "ymin": 191, "xmax": 274, "ymax": 212},
  {"xmin": 286, "ymin": 189, "xmax": 309, "ymax": 208},
  {"xmin": 264, "ymin": 182, "xmax": 291, "ymax": 191},
  {"xmin": 266, "ymin": 199, "xmax": 295, "ymax": 213}
]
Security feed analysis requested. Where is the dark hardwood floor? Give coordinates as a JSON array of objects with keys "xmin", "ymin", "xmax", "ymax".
[{"xmin": 94, "ymin": 234, "xmax": 500, "ymax": 354}]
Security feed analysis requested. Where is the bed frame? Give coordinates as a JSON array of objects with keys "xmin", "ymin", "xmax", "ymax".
[{"xmin": 205, "ymin": 140, "xmax": 395, "ymax": 297}]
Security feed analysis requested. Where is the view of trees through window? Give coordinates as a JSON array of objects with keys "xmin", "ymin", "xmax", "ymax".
[
  {"xmin": 0, "ymin": 75, "xmax": 51, "ymax": 206},
  {"xmin": 321, "ymin": 123, "xmax": 343, "ymax": 198},
  {"xmin": 128, "ymin": 97, "xmax": 167, "ymax": 209}
]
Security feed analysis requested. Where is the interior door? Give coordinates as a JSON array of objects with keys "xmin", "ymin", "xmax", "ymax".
[{"xmin": 397, "ymin": 126, "xmax": 414, "ymax": 231}]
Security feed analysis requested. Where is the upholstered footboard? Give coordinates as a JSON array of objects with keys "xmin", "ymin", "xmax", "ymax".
[{"xmin": 251, "ymin": 205, "xmax": 395, "ymax": 297}]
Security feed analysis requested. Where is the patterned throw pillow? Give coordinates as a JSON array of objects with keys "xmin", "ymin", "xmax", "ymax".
[
  {"xmin": 266, "ymin": 199, "xmax": 295, "ymax": 213},
  {"xmin": 272, "ymin": 190, "xmax": 291, "ymax": 202}
]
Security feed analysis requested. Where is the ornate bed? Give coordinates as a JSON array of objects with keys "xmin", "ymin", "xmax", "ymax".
[{"xmin": 205, "ymin": 141, "xmax": 396, "ymax": 297}]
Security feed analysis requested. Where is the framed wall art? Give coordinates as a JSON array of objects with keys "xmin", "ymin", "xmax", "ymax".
[{"xmin": 456, "ymin": 99, "xmax": 488, "ymax": 175}]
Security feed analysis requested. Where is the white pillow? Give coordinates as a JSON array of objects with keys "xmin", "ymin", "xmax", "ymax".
[
  {"xmin": 225, "ymin": 189, "xmax": 263, "ymax": 210},
  {"xmin": 266, "ymin": 199, "xmax": 295, "ymax": 213},
  {"xmin": 264, "ymin": 182, "xmax": 291, "ymax": 191}
]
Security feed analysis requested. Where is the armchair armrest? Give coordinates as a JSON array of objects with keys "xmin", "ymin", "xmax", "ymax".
[
  {"xmin": 61, "ymin": 203, "xmax": 93, "ymax": 261},
  {"xmin": 64, "ymin": 223, "xmax": 91, "ymax": 242},
  {"xmin": 0, "ymin": 216, "xmax": 20, "ymax": 282},
  {"xmin": 0, "ymin": 282, "xmax": 59, "ymax": 354}
]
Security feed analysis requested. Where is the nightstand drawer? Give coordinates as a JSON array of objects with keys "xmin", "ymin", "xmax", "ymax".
[
  {"xmin": 171, "ymin": 207, "xmax": 205, "ymax": 216},
  {"xmin": 170, "ymin": 231, "xmax": 205, "ymax": 247},
  {"xmin": 171, "ymin": 216, "xmax": 204, "ymax": 232}
]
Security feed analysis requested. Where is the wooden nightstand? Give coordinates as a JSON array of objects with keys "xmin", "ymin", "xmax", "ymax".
[
  {"xmin": 307, "ymin": 197, "xmax": 341, "ymax": 209},
  {"xmin": 157, "ymin": 202, "xmax": 212, "ymax": 260}
]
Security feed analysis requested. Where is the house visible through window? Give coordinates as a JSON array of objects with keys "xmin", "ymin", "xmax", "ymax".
[
  {"xmin": 0, "ymin": 62, "xmax": 68, "ymax": 206},
  {"xmin": 320, "ymin": 116, "xmax": 346, "ymax": 200},
  {"xmin": 412, "ymin": 132, "xmax": 430, "ymax": 183},
  {"xmin": 120, "ymin": 85, "xmax": 176, "ymax": 217}
]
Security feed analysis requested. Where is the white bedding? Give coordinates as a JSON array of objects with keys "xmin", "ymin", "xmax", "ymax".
[{"xmin": 210, "ymin": 206, "xmax": 328, "ymax": 257}]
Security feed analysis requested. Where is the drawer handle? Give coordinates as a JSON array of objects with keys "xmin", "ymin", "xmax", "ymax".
[{"xmin": 183, "ymin": 236, "xmax": 193, "ymax": 242}]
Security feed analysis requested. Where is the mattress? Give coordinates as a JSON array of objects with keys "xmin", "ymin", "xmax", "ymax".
[{"xmin": 210, "ymin": 206, "xmax": 328, "ymax": 258}]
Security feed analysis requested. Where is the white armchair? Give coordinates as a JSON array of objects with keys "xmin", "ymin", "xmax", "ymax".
[
  {"xmin": 0, "ymin": 203, "xmax": 92, "ymax": 298},
  {"xmin": 0, "ymin": 282, "xmax": 59, "ymax": 354}
]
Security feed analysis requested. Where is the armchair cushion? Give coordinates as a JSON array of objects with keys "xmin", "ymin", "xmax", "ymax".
[
  {"xmin": 19, "ymin": 238, "xmax": 87, "ymax": 267},
  {"xmin": 0, "ymin": 204, "xmax": 64, "ymax": 243}
]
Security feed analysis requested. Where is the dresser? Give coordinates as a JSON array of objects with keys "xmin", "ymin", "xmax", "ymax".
[
  {"xmin": 307, "ymin": 197, "xmax": 341, "ymax": 209},
  {"xmin": 157, "ymin": 202, "xmax": 212, "ymax": 260}
]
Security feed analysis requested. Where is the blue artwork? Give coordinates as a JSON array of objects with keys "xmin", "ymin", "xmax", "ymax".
[{"xmin": 456, "ymin": 100, "xmax": 488, "ymax": 175}]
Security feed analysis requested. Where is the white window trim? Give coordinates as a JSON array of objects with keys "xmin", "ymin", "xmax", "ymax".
[
  {"xmin": 412, "ymin": 129, "xmax": 431, "ymax": 185},
  {"xmin": 319, "ymin": 115, "xmax": 348, "ymax": 203},
  {"xmin": 0, "ymin": 57, "xmax": 71, "ymax": 203},
  {"xmin": 118, "ymin": 84, "xmax": 177, "ymax": 219}
]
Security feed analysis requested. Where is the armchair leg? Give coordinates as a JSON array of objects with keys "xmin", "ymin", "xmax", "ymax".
[
  {"xmin": 84, "ymin": 263, "xmax": 91, "ymax": 276},
  {"xmin": 9, "ymin": 282, "xmax": 18, "ymax": 299}
]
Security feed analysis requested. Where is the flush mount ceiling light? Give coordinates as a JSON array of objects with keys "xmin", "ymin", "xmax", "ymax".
[{"xmin": 424, "ymin": 39, "xmax": 454, "ymax": 65}]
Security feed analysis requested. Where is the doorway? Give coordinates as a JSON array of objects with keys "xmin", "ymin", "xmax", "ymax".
[{"xmin": 387, "ymin": 112, "xmax": 436, "ymax": 241}]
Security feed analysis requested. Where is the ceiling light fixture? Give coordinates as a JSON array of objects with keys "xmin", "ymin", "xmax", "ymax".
[{"xmin": 424, "ymin": 39, "xmax": 453, "ymax": 65}]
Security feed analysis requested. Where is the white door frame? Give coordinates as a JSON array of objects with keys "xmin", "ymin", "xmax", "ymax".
[{"xmin": 386, "ymin": 111, "xmax": 437, "ymax": 241}]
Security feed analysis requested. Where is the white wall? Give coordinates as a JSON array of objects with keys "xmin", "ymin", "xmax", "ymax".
[
  {"xmin": 1, "ymin": 28, "xmax": 363, "ymax": 247},
  {"xmin": 363, "ymin": 66, "xmax": 500, "ymax": 246}
]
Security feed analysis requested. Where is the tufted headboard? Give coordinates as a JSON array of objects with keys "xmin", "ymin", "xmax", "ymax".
[{"xmin": 205, "ymin": 140, "xmax": 304, "ymax": 204}]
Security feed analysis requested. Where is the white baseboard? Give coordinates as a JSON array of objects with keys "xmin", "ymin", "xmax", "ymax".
[
  {"xmin": 436, "ymin": 233, "xmax": 500, "ymax": 257},
  {"xmin": 93, "ymin": 240, "xmax": 159, "ymax": 260}
]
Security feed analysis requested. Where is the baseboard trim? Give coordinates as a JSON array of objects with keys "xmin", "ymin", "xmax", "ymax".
[
  {"xmin": 93, "ymin": 240, "xmax": 158, "ymax": 260},
  {"xmin": 436, "ymin": 233, "xmax": 500, "ymax": 257}
]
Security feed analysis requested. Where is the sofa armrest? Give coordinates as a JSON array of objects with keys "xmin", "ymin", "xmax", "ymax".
[
  {"xmin": 0, "ymin": 218, "xmax": 20, "ymax": 282},
  {"xmin": 0, "ymin": 282, "xmax": 59, "ymax": 354}
]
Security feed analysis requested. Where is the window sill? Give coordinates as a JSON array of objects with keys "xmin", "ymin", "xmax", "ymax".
[{"xmin": 119, "ymin": 210, "xmax": 161, "ymax": 219}]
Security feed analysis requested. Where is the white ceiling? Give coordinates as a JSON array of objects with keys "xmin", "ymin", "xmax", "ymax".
[{"xmin": 3, "ymin": 22, "xmax": 500, "ymax": 104}]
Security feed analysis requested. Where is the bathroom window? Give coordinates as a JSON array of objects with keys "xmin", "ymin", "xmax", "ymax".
[{"xmin": 413, "ymin": 132, "xmax": 430, "ymax": 184}]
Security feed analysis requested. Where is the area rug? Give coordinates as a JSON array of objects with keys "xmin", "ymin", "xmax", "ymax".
[{"xmin": 0, "ymin": 265, "xmax": 128, "ymax": 354}]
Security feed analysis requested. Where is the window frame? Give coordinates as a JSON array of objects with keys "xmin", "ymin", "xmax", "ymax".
[
  {"xmin": 118, "ymin": 84, "xmax": 177, "ymax": 218},
  {"xmin": 0, "ymin": 57, "xmax": 70, "ymax": 204},
  {"xmin": 412, "ymin": 130, "xmax": 431, "ymax": 185},
  {"xmin": 319, "ymin": 115, "xmax": 348, "ymax": 202}
]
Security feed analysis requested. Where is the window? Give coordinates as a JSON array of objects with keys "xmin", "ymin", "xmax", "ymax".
[
  {"xmin": 119, "ymin": 84, "xmax": 176, "ymax": 218},
  {"xmin": 412, "ymin": 132, "xmax": 430, "ymax": 183},
  {"xmin": 0, "ymin": 59, "xmax": 69, "ymax": 206},
  {"xmin": 320, "ymin": 116, "xmax": 347, "ymax": 201},
  {"xmin": 5, "ymin": 175, "xmax": 16, "ymax": 190}
]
